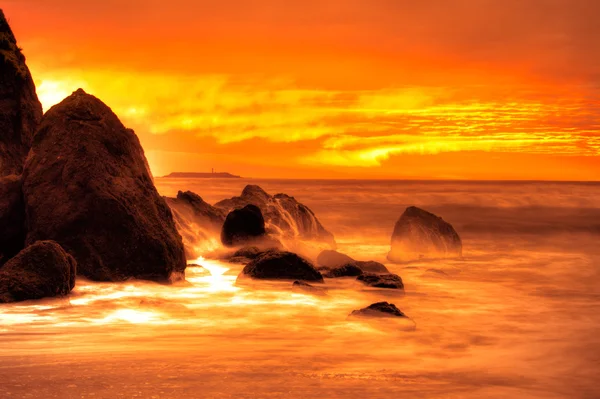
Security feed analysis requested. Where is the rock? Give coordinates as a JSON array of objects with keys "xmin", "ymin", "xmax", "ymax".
[
  {"xmin": 388, "ymin": 206, "xmax": 462, "ymax": 262},
  {"xmin": 292, "ymin": 280, "xmax": 327, "ymax": 296},
  {"xmin": 0, "ymin": 240, "xmax": 76, "ymax": 303},
  {"xmin": 357, "ymin": 273, "xmax": 404, "ymax": 289},
  {"xmin": 165, "ymin": 190, "xmax": 226, "ymax": 258},
  {"xmin": 221, "ymin": 204, "xmax": 267, "ymax": 247},
  {"xmin": 0, "ymin": 174, "xmax": 24, "ymax": 265},
  {"xmin": 240, "ymin": 251, "xmax": 323, "ymax": 281},
  {"xmin": 0, "ymin": 11, "xmax": 43, "ymax": 177},
  {"xmin": 316, "ymin": 249, "xmax": 355, "ymax": 268},
  {"xmin": 350, "ymin": 302, "xmax": 407, "ymax": 318},
  {"xmin": 324, "ymin": 263, "xmax": 363, "ymax": 278},
  {"xmin": 352, "ymin": 260, "xmax": 389, "ymax": 274},
  {"xmin": 21, "ymin": 89, "xmax": 186, "ymax": 283},
  {"xmin": 215, "ymin": 185, "xmax": 335, "ymax": 247}
]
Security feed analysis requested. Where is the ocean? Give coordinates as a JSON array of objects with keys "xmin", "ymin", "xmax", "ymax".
[{"xmin": 1, "ymin": 179, "xmax": 599, "ymax": 398}]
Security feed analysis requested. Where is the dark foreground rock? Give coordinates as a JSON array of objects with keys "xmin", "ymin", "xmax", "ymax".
[
  {"xmin": 221, "ymin": 204, "xmax": 267, "ymax": 247},
  {"xmin": 350, "ymin": 302, "xmax": 407, "ymax": 318},
  {"xmin": 388, "ymin": 206, "xmax": 462, "ymax": 262},
  {"xmin": 165, "ymin": 190, "xmax": 226, "ymax": 258},
  {"xmin": 0, "ymin": 240, "xmax": 76, "ymax": 303},
  {"xmin": 215, "ymin": 185, "xmax": 335, "ymax": 247},
  {"xmin": 357, "ymin": 273, "xmax": 404, "ymax": 289},
  {"xmin": 0, "ymin": 175, "xmax": 24, "ymax": 265},
  {"xmin": 22, "ymin": 89, "xmax": 186, "ymax": 282},
  {"xmin": 0, "ymin": 11, "xmax": 43, "ymax": 177},
  {"xmin": 240, "ymin": 251, "xmax": 323, "ymax": 281},
  {"xmin": 316, "ymin": 250, "xmax": 354, "ymax": 268}
]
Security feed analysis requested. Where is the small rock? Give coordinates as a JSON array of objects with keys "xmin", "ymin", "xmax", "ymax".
[
  {"xmin": 357, "ymin": 273, "xmax": 404, "ymax": 289},
  {"xmin": 350, "ymin": 302, "xmax": 407, "ymax": 318}
]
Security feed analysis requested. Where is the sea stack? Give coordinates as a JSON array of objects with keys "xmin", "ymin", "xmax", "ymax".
[
  {"xmin": 388, "ymin": 206, "xmax": 462, "ymax": 262},
  {"xmin": 0, "ymin": 10, "xmax": 43, "ymax": 177},
  {"xmin": 22, "ymin": 89, "xmax": 186, "ymax": 282}
]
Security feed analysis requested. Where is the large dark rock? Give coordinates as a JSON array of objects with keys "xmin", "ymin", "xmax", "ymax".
[
  {"xmin": 316, "ymin": 249, "xmax": 354, "ymax": 268},
  {"xmin": 215, "ymin": 185, "xmax": 335, "ymax": 247},
  {"xmin": 323, "ymin": 263, "xmax": 363, "ymax": 278},
  {"xmin": 0, "ymin": 174, "xmax": 24, "ymax": 265},
  {"xmin": 165, "ymin": 190, "xmax": 226, "ymax": 258},
  {"xmin": 350, "ymin": 302, "xmax": 407, "ymax": 318},
  {"xmin": 21, "ymin": 89, "xmax": 186, "ymax": 282},
  {"xmin": 0, "ymin": 11, "xmax": 43, "ymax": 177},
  {"xmin": 0, "ymin": 240, "xmax": 76, "ymax": 303},
  {"xmin": 357, "ymin": 273, "xmax": 404, "ymax": 289},
  {"xmin": 240, "ymin": 251, "xmax": 323, "ymax": 281},
  {"xmin": 388, "ymin": 206, "xmax": 462, "ymax": 262},
  {"xmin": 221, "ymin": 204, "xmax": 267, "ymax": 247}
]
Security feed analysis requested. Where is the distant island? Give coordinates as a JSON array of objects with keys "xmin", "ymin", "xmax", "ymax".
[{"xmin": 162, "ymin": 172, "xmax": 242, "ymax": 179}]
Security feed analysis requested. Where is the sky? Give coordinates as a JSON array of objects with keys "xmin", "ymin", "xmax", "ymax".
[{"xmin": 4, "ymin": 0, "xmax": 600, "ymax": 179}]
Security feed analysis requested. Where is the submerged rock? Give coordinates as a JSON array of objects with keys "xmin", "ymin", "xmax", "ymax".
[
  {"xmin": 316, "ymin": 249, "xmax": 354, "ymax": 268},
  {"xmin": 292, "ymin": 280, "xmax": 327, "ymax": 296},
  {"xmin": 323, "ymin": 263, "xmax": 363, "ymax": 278},
  {"xmin": 22, "ymin": 89, "xmax": 186, "ymax": 283},
  {"xmin": 240, "ymin": 251, "xmax": 323, "ymax": 281},
  {"xmin": 0, "ymin": 174, "xmax": 24, "ymax": 265},
  {"xmin": 0, "ymin": 240, "xmax": 76, "ymax": 303},
  {"xmin": 350, "ymin": 302, "xmax": 407, "ymax": 318},
  {"xmin": 165, "ymin": 190, "xmax": 226, "ymax": 258},
  {"xmin": 388, "ymin": 206, "xmax": 462, "ymax": 262},
  {"xmin": 0, "ymin": 11, "xmax": 43, "ymax": 177},
  {"xmin": 357, "ymin": 273, "xmax": 404, "ymax": 289},
  {"xmin": 221, "ymin": 204, "xmax": 267, "ymax": 247},
  {"xmin": 215, "ymin": 185, "xmax": 335, "ymax": 247}
]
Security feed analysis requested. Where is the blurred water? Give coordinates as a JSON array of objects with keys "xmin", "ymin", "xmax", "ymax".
[{"xmin": 0, "ymin": 179, "xmax": 599, "ymax": 398}]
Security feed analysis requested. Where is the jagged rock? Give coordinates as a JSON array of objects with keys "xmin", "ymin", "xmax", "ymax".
[
  {"xmin": 0, "ymin": 174, "xmax": 24, "ymax": 265},
  {"xmin": 165, "ymin": 190, "xmax": 226, "ymax": 258},
  {"xmin": 350, "ymin": 302, "xmax": 407, "ymax": 318},
  {"xmin": 357, "ymin": 273, "xmax": 404, "ymax": 289},
  {"xmin": 215, "ymin": 185, "xmax": 335, "ymax": 247},
  {"xmin": 0, "ymin": 240, "xmax": 76, "ymax": 303},
  {"xmin": 221, "ymin": 204, "xmax": 267, "ymax": 247},
  {"xmin": 388, "ymin": 206, "xmax": 462, "ymax": 262},
  {"xmin": 292, "ymin": 280, "xmax": 327, "ymax": 296},
  {"xmin": 0, "ymin": 11, "xmax": 43, "ymax": 176},
  {"xmin": 240, "ymin": 250, "xmax": 323, "ymax": 281},
  {"xmin": 323, "ymin": 263, "xmax": 363, "ymax": 278},
  {"xmin": 21, "ymin": 89, "xmax": 186, "ymax": 283},
  {"xmin": 316, "ymin": 249, "xmax": 354, "ymax": 268}
]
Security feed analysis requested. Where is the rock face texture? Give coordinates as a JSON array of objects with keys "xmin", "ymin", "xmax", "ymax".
[
  {"xmin": 0, "ymin": 240, "xmax": 76, "ymax": 303},
  {"xmin": 350, "ymin": 302, "xmax": 407, "ymax": 318},
  {"xmin": 165, "ymin": 190, "xmax": 226, "ymax": 258},
  {"xmin": 221, "ymin": 204, "xmax": 267, "ymax": 247},
  {"xmin": 388, "ymin": 206, "xmax": 462, "ymax": 262},
  {"xmin": 21, "ymin": 89, "xmax": 186, "ymax": 282},
  {"xmin": 357, "ymin": 273, "xmax": 404, "ymax": 289},
  {"xmin": 215, "ymin": 185, "xmax": 335, "ymax": 247},
  {"xmin": 240, "ymin": 251, "xmax": 323, "ymax": 281},
  {"xmin": 0, "ymin": 11, "xmax": 43, "ymax": 177},
  {"xmin": 0, "ymin": 174, "xmax": 24, "ymax": 265}
]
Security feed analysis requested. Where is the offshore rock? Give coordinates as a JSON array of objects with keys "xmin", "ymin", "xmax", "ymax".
[
  {"xmin": 0, "ymin": 240, "xmax": 76, "ymax": 303},
  {"xmin": 22, "ymin": 89, "xmax": 186, "ymax": 282},
  {"xmin": 357, "ymin": 273, "xmax": 404, "ymax": 289},
  {"xmin": 221, "ymin": 204, "xmax": 267, "ymax": 247},
  {"xmin": 350, "ymin": 302, "xmax": 407, "ymax": 318},
  {"xmin": 316, "ymin": 249, "xmax": 355, "ymax": 268},
  {"xmin": 388, "ymin": 206, "xmax": 462, "ymax": 262},
  {"xmin": 0, "ymin": 11, "xmax": 43, "ymax": 176},
  {"xmin": 240, "ymin": 250, "xmax": 323, "ymax": 282}
]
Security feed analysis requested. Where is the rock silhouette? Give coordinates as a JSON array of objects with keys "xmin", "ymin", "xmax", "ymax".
[
  {"xmin": 357, "ymin": 273, "xmax": 404, "ymax": 289},
  {"xmin": 388, "ymin": 206, "xmax": 462, "ymax": 262},
  {"xmin": 165, "ymin": 190, "xmax": 226, "ymax": 258},
  {"xmin": 215, "ymin": 185, "xmax": 335, "ymax": 247},
  {"xmin": 0, "ymin": 174, "xmax": 24, "ymax": 265},
  {"xmin": 22, "ymin": 89, "xmax": 186, "ymax": 282},
  {"xmin": 350, "ymin": 302, "xmax": 407, "ymax": 318},
  {"xmin": 240, "ymin": 250, "xmax": 323, "ymax": 281},
  {"xmin": 0, "ymin": 11, "xmax": 43, "ymax": 177},
  {"xmin": 221, "ymin": 204, "xmax": 267, "ymax": 247},
  {"xmin": 0, "ymin": 240, "xmax": 76, "ymax": 303}
]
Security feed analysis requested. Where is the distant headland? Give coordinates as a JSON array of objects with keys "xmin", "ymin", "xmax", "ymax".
[{"xmin": 162, "ymin": 172, "xmax": 242, "ymax": 179}]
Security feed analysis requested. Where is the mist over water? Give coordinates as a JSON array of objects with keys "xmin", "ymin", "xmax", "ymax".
[{"xmin": 1, "ymin": 179, "xmax": 599, "ymax": 398}]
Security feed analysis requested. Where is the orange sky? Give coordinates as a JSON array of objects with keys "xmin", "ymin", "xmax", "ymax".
[{"xmin": 4, "ymin": 0, "xmax": 600, "ymax": 179}]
